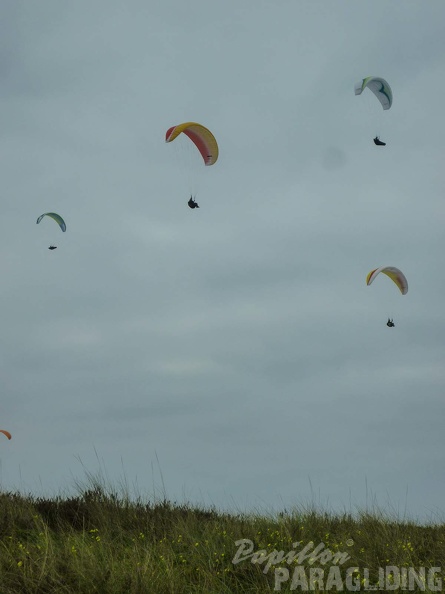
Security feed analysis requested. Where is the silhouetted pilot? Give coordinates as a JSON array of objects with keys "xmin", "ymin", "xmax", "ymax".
[
  {"xmin": 374, "ymin": 136, "xmax": 386, "ymax": 146},
  {"xmin": 188, "ymin": 196, "xmax": 199, "ymax": 209}
]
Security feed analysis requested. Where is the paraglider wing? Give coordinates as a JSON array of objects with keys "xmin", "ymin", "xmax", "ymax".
[
  {"xmin": 36, "ymin": 213, "xmax": 66, "ymax": 232},
  {"xmin": 355, "ymin": 77, "xmax": 393, "ymax": 110},
  {"xmin": 165, "ymin": 122, "xmax": 218, "ymax": 166},
  {"xmin": 366, "ymin": 266, "xmax": 408, "ymax": 295},
  {"xmin": 0, "ymin": 430, "xmax": 11, "ymax": 440}
]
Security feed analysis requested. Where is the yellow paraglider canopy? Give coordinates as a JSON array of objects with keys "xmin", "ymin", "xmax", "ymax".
[
  {"xmin": 165, "ymin": 122, "xmax": 218, "ymax": 166},
  {"xmin": 366, "ymin": 266, "xmax": 408, "ymax": 295}
]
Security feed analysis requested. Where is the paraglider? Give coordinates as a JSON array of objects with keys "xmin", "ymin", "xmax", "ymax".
[
  {"xmin": 367, "ymin": 267, "xmax": 407, "ymax": 327},
  {"xmin": 166, "ymin": 123, "xmax": 218, "ymax": 207},
  {"xmin": 188, "ymin": 196, "xmax": 199, "ymax": 209},
  {"xmin": 366, "ymin": 266, "xmax": 408, "ymax": 295},
  {"xmin": 355, "ymin": 77, "xmax": 392, "ymax": 144},
  {"xmin": 37, "ymin": 213, "xmax": 66, "ymax": 250},
  {"xmin": 36, "ymin": 213, "xmax": 66, "ymax": 232},
  {"xmin": 165, "ymin": 122, "xmax": 218, "ymax": 166},
  {"xmin": 0, "ymin": 430, "xmax": 11, "ymax": 440}
]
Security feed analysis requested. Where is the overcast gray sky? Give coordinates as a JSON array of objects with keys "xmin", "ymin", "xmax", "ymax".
[{"xmin": 1, "ymin": 0, "xmax": 444, "ymax": 521}]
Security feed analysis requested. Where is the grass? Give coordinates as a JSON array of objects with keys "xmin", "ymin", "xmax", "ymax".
[{"xmin": 0, "ymin": 476, "xmax": 444, "ymax": 593}]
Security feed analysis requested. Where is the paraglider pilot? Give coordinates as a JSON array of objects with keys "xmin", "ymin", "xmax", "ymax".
[
  {"xmin": 387, "ymin": 318, "xmax": 395, "ymax": 327},
  {"xmin": 188, "ymin": 196, "xmax": 199, "ymax": 209},
  {"xmin": 373, "ymin": 136, "xmax": 386, "ymax": 146}
]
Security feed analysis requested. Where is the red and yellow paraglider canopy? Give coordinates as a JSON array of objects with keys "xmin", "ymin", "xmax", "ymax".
[{"xmin": 165, "ymin": 122, "xmax": 218, "ymax": 166}]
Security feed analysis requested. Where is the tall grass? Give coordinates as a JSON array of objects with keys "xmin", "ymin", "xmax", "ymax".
[{"xmin": 0, "ymin": 476, "xmax": 443, "ymax": 593}]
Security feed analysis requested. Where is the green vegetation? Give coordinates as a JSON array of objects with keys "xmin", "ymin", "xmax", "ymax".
[{"xmin": 0, "ymin": 478, "xmax": 443, "ymax": 593}]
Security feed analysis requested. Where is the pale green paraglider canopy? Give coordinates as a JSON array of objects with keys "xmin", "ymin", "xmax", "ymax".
[
  {"xmin": 355, "ymin": 77, "xmax": 393, "ymax": 110},
  {"xmin": 36, "ymin": 213, "xmax": 66, "ymax": 232}
]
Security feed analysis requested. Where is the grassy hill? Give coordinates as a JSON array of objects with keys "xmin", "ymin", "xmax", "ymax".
[{"xmin": 0, "ymin": 479, "xmax": 443, "ymax": 593}]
